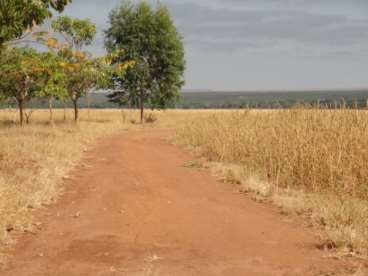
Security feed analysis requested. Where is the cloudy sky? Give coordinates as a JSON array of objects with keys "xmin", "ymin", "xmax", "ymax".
[{"xmin": 60, "ymin": 0, "xmax": 368, "ymax": 90}]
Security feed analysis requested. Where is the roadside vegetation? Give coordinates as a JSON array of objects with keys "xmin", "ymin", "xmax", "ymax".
[
  {"xmin": 105, "ymin": 1, "xmax": 185, "ymax": 123},
  {"xmin": 0, "ymin": 110, "xmax": 130, "ymax": 246},
  {"xmin": 177, "ymin": 107, "xmax": 368, "ymax": 256},
  {"xmin": 0, "ymin": 109, "xmax": 210, "ymax": 248},
  {"xmin": 0, "ymin": 0, "xmax": 185, "ymax": 256}
]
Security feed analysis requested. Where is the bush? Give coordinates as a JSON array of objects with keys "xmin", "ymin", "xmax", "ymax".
[{"xmin": 144, "ymin": 113, "xmax": 157, "ymax": 123}]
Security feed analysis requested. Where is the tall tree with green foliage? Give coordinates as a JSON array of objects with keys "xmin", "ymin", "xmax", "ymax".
[
  {"xmin": 0, "ymin": 0, "xmax": 71, "ymax": 48},
  {"xmin": 105, "ymin": 1, "xmax": 185, "ymax": 123},
  {"xmin": 51, "ymin": 16, "xmax": 97, "ymax": 121}
]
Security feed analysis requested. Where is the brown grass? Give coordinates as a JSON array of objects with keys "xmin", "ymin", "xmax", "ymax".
[
  {"xmin": 2, "ymin": 107, "xmax": 368, "ymax": 260},
  {"xmin": 176, "ymin": 108, "xmax": 368, "ymax": 255},
  {"xmin": 0, "ymin": 108, "xmax": 218, "ymax": 250},
  {"xmin": 0, "ymin": 109, "xmax": 138, "ymax": 247}
]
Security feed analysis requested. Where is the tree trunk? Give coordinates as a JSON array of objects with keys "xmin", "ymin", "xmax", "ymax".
[
  {"xmin": 87, "ymin": 91, "xmax": 91, "ymax": 120},
  {"xmin": 121, "ymin": 108, "xmax": 126, "ymax": 124},
  {"xmin": 140, "ymin": 90, "xmax": 144, "ymax": 124},
  {"xmin": 24, "ymin": 103, "xmax": 32, "ymax": 125},
  {"xmin": 63, "ymin": 102, "xmax": 67, "ymax": 121},
  {"xmin": 48, "ymin": 97, "xmax": 53, "ymax": 124},
  {"xmin": 18, "ymin": 99, "xmax": 24, "ymax": 126},
  {"xmin": 73, "ymin": 99, "xmax": 79, "ymax": 121}
]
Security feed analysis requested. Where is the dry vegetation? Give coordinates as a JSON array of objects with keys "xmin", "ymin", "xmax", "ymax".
[
  {"xmin": 177, "ymin": 108, "xmax": 368, "ymax": 256},
  {"xmin": 0, "ymin": 108, "xmax": 216, "ymax": 250},
  {"xmin": 0, "ymin": 109, "xmax": 136, "ymax": 247},
  {"xmin": 2, "ymin": 107, "xmax": 368, "ymax": 262}
]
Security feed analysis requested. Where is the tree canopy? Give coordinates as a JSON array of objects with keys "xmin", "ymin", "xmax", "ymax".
[
  {"xmin": 51, "ymin": 16, "xmax": 98, "ymax": 120},
  {"xmin": 0, "ymin": 47, "xmax": 47, "ymax": 124},
  {"xmin": 51, "ymin": 16, "xmax": 96, "ymax": 50},
  {"xmin": 0, "ymin": 0, "xmax": 71, "ymax": 47},
  {"xmin": 105, "ymin": 0, "xmax": 185, "ymax": 123}
]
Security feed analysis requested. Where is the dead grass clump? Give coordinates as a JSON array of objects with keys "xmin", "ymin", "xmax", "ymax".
[
  {"xmin": 177, "ymin": 108, "xmax": 368, "ymax": 255},
  {"xmin": 144, "ymin": 113, "xmax": 157, "ymax": 123},
  {"xmin": 311, "ymin": 196, "xmax": 368, "ymax": 253}
]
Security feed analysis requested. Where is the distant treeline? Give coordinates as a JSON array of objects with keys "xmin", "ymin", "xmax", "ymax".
[{"xmin": 1, "ymin": 90, "xmax": 368, "ymax": 109}]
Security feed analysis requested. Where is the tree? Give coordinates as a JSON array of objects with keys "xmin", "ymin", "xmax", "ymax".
[
  {"xmin": 36, "ymin": 51, "xmax": 68, "ymax": 123},
  {"xmin": 51, "ymin": 16, "xmax": 96, "ymax": 50},
  {"xmin": 0, "ymin": 0, "xmax": 71, "ymax": 48},
  {"xmin": 51, "ymin": 16, "xmax": 97, "ymax": 121},
  {"xmin": 105, "ymin": 1, "xmax": 185, "ymax": 123},
  {"xmin": 0, "ymin": 47, "xmax": 44, "ymax": 125},
  {"xmin": 56, "ymin": 47, "xmax": 126, "ymax": 121},
  {"xmin": 0, "ymin": 89, "xmax": 6, "ymax": 108}
]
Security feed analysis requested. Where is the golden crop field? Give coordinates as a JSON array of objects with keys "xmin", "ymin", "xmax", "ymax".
[{"xmin": 176, "ymin": 108, "xmax": 368, "ymax": 255}]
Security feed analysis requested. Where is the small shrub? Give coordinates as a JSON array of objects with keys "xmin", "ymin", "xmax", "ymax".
[
  {"xmin": 144, "ymin": 113, "xmax": 157, "ymax": 123},
  {"xmin": 183, "ymin": 160, "xmax": 203, "ymax": 169}
]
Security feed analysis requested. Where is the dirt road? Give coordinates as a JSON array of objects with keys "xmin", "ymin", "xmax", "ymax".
[{"xmin": 1, "ymin": 129, "xmax": 352, "ymax": 275}]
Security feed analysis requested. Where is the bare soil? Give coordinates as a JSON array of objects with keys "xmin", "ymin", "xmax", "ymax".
[{"xmin": 0, "ymin": 129, "xmax": 355, "ymax": 275}]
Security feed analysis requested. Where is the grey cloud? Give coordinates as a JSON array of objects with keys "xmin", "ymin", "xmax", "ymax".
[
  {"xmin": 224, "ymin": 0, "xmax": 368, "ymax": 8},
  {"xmin": 167, "ymin": 2, "xmax": 368, "ymax": 54},
  {"xmin": 56, "ymin": 0, "xmax": 368, "ymax": 90},
  {"xmin": 61, "ymin": 1, "xmax": 368, "ymax": 57}
]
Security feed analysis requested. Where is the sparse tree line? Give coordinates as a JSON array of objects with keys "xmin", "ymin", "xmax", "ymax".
[{"xmin": 0, "ymin": 0, "xmax": 185, "ymax": 125}]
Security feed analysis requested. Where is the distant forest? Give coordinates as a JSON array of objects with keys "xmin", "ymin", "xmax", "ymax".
[{"xmin": 2, "ymin": 90, "xmax": 368, "ymax": 109}]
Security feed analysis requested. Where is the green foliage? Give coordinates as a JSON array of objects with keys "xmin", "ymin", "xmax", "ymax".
[
  {"xmin": 59, "ymin": 49, "xmax": 98, "ymax": 101},
  {"xmin": 0, "ymin": 47, "xmax": 48, "ymax": 124},
  {"xmin": 105, "ymin": 0, "xmax": 185, "ymax": 121},
  {"xmin": 0, "ymin": 47, "xmax": 42, "ymax": 101},
  {"xmin": 36, "ymin": 52, "xmax": 68, "ymax": 102},
  {"xmin": 0, "ymin": 12, "xmax": 132, "ymax": 124},
  {"xmin": 52, "ymin": 16, "xmax": 97, "ymax": 50},
  {"xmin": 0, "ymin": 0, "xmax": 71, "ymax": 47},
  {"xmin": 51, "ymin": 16, "xmax": 98, "ymax": 120}
]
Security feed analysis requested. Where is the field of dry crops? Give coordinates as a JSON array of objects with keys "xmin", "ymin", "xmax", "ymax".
[{"xmin": 177, "ymin": 108, "xmax": 368, "ymax": 255}]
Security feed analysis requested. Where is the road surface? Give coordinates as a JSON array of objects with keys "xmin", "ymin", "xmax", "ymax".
[{"xmin": 1, "ymin": 129, "xmax": 351, "ymax": 275}]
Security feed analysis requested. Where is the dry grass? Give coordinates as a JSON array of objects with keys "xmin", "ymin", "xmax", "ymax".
[
  {"xmin": 0, "ymin": 108, "xmax": 216, "ymax": 249},
  {"xmin": 2, "ymin": 107, "xmax": 368, "ymax": 261},
  {"xmin": 176, "ymin": 108, "xmax": 368, "ymax": 255},
  {"xmin": 0, "ymin": 109, "xmax": 141, "ymax": 247}
]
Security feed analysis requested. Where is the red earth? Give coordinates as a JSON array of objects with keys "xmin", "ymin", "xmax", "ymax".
[{"xmin": 1, "ymin": 129, "xmax": 357, "ymax": 275}]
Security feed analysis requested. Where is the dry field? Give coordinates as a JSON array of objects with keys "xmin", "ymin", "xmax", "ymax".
[
  {"xmin": 177, "ymin": 108, "xmax": 368, "ymax": 256},
  {"xmin": 0, "ymin": 108, "xmax": 216, "ymax": 249},
  {"xmin": 0, "ymin": 109, "xmax": 129, "ymax": 247},
  {"xmin": 1, "ymin": 107, "xmax": 368, "ymax": 261}
]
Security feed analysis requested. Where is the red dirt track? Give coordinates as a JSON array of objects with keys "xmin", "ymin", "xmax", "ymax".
[{"xmin": 1, "ymin": 130, "xmax": 352, "ymax": 275}]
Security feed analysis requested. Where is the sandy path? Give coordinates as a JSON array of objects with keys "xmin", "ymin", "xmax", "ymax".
[{"xmin": 1, "ymin": 129, "xmax": 351, "ymax": 275}]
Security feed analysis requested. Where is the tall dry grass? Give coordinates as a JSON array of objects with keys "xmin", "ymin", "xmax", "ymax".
[{"xmin": 177, "ymin": 108, "xmax": 368, "ymax": 255}]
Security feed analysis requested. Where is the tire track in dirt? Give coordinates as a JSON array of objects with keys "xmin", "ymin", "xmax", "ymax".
[{"xmin": 0, "ymin": 129, "xmax": 353, "ymax": 275}]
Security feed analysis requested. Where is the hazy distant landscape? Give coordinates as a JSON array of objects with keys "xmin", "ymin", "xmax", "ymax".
[
  {"xmin": 177, "ymin": 89, "xmax": 368, "ymax": 108},
  {"xmin": 2, "ymin": 89, "xmax": 368, "ymax": 109}
]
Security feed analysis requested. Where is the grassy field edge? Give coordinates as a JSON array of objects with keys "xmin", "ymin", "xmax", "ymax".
[{"xmin": 175, "ymin": 109, "xmax": 368, "ymax": 257}]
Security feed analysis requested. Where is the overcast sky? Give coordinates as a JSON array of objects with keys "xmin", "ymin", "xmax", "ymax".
[{"xmin": 60, "ymin": 0, "xmax": 368, "ymax": 91}]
